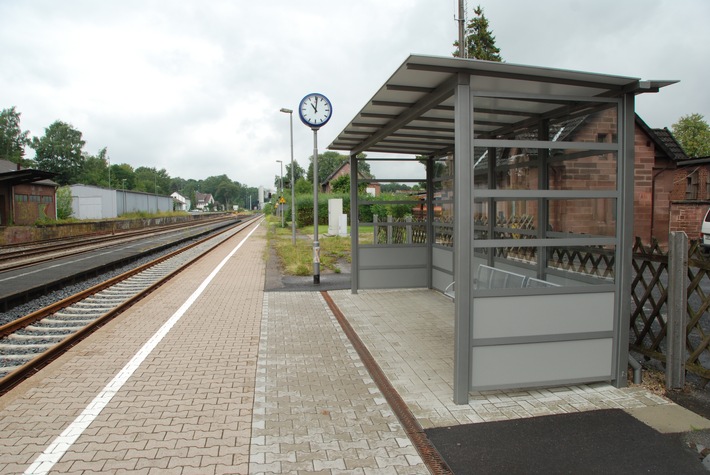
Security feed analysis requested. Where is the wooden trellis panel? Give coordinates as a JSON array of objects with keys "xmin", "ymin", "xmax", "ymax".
[{"xmin": 630, "ymin": 238, "xmax": 710, "ymax": 385}]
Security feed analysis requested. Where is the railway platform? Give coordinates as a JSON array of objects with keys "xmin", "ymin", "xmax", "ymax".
[{"xmin": 1, "ymin": 218, "xmax": 709, "ymax": 474}]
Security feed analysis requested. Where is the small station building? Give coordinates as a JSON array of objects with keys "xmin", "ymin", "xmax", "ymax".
[
  {"xmin": 329, "ymin": 55, "xmax": 676, "ymax": 403},
  {"xmin": 0, "ymin": 159, "xmax": 58, "ymax": 226}
]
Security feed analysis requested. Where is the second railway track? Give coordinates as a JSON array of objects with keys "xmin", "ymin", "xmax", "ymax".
[{"xmin": 0, "ymin": 215, "xmax": 262, "ymax": 395}]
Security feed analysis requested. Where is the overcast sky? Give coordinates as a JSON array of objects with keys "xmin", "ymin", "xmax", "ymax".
[{"xmin": 2, "ymin": 0, "xmax": 708, "ymax": 190}]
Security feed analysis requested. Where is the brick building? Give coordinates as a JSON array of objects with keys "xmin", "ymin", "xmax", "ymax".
[
  {"xmin": 0, "ymin": 159, "xmax": 58, "ymax": 226},
  {"xmin": 472, "ymin": 111, "xmax": 688, "ymax": 248},
  {"xmin": 323, "ymin": 161, "xmax": 380, "ymax": 196}
]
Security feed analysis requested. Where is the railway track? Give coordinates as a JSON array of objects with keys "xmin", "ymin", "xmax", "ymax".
[
  {"xmin": 0, "ymin": 214, "xmax": 239, "ymax": 272},
  {"xmin": 0, "ymin": 215, "xmax": 261, "ymax": 395}
]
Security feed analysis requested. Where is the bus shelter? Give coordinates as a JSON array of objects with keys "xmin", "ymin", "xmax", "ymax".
[{"xmin": 329, "ymin": 54, "xmax": 675, "ymax": 404}]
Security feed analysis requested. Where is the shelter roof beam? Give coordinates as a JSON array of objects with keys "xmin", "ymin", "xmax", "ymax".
[{"xmin": 352, "ymin": 75, "xmax": 458, "ymax": 155}]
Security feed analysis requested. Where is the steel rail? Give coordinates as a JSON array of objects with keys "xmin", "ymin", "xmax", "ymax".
[
  {"xmin": 0, "ymin": 215, "xmax": 261, "ymax": 395},
  {"xmin": 321, "ymin": 291, "xmax": 453, "ymax": 475},
  {"xmin": 0, "ymin": 215, "xmax": 239, "ymax": 271}
]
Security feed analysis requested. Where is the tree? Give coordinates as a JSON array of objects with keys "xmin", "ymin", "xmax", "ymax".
[
  {"xmin": 284, "ymin": 161, "xmax": 305, "ymax": 188},
  {"xmin": 111, "ymin": 163, "xmax": 135, "ymax": 190},
  {"xmin": 672, "ymin": 113, "xmax": 710, "ymax": 158},
  {"xmin": 78, "ymin": 147, "xmax": 109, "ymax": 186},
  {"xmin": 0, "ymin": 107, "xmax": 31, "ymax": 165},
  {"xmin": 215, "ymin": 180, "xmax": 240, "ymax": 209},
  {"xmin": 307, "ymin": 152, "xmax": 372, "ymax": 185},
  {"xmin": 453, "ymin": 5, "xmax": 503, "ymax": 61},
  {"xmin": 307, "ymin": 151, "xmax": 347, "ymax": 185},
  {"xmin": 329, "ymin": 174, "xmax": 369, "ymax": 194},
  {"xmin": 381, "ymin": 183, "xmax": 413, "ymax": 193},
  {"xmin": 330, "ymin": 174, "xmax": 351, "ymax": 194},
  {"xmin": 295, "ymin": 177, "xmax": 312, "ymax": 194},
  {"xmin": 134, "ymin": 166, "xmax": 170, "ymax": 195},
  {"xmin": 31, "ymin": 120, "xmax": 86, "ymax": 185}
]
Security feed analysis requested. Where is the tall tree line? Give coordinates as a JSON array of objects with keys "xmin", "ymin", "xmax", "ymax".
[{"xmin": 0, "ymin": 106, "xmax": 258, "ymax": 211}]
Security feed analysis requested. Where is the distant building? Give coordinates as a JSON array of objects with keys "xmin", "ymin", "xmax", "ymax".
[
  {"xmin": 70, "ymin": 184, "xmax": 173, "ymax": 219},
  {"xmin": 170, "ymin": 192, "xmax": 190, "ymax": 211},
  {"xmin": 323, "ymin": 161, "xmax": 380, "ymax": 196},
  {"xmin": 194, "ymin": 192, "xmax": 215, "ymax": 211},
  {"xmin": 70, "ymin": 184, "xmax": 117, "ymax": 219},
  {"xmin": 0, "ymin": 159, "xmax": 58, "ymax": 225}
]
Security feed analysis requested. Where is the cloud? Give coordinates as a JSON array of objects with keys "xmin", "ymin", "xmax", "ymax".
[{"xmin": 1, "ymin": 0, "xmax": 708, "ymax": 189}]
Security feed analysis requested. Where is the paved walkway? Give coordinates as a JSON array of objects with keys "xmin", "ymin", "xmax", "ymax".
[
  {"xmin": 251, "ymin": 292, "xmax": 424, "ymax": 474},
  {"xmin": 0, "ymin": 219, "xmax": 707, "ymax": 474},
  {"xmin": 328, "ymin": 289, "xmax": 672, "ymax": 428}
]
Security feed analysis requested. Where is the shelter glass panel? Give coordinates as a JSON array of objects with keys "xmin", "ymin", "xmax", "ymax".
[
  {"xmin": 473, "ymin": 198, "xmax": 617, "ymax": 240},
  {"xmin": 356, "ymin": 201, "xmax": 427, "ymax": 246},
  {"xmin": 473, "ymin": 150, "xmax": 618, "ymax": 192},
  {"xmin": 472, "ymin": 244, "xmax": 616, "ymax": 289},
  {"xmin": 546, "ymin": 105, "xmax": 619, "ymax": 143}
]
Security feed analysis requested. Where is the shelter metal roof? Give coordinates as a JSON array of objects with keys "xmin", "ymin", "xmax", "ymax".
[
  {"xmin": 0, "ymin": 159, "xmax": 57, "ymax": 186},
  {"xmin": 329, "ymin": 54, "xmax": 676, "ymax": 158}
]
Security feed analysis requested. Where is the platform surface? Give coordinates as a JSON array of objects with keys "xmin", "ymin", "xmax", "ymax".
[{"xmin": 0, "ymin": 220, "xmax": 707, "ymax": 474}]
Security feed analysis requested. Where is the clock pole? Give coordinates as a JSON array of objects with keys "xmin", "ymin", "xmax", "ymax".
[
  {"xmin": 312, "ymin": 127, "xmax": 320, "ymax": 284},
  {"xmin": 297, "ymin": 92, "xmax": 331, "ymax": 286}
]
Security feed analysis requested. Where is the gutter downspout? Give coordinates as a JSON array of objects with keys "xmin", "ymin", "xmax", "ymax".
[
  {"xmin": 650, "ymin": 166, "xmax": 673, "ymax": 244},
  {"xmin": 628, "ymin": 355, "xmax": 643, "ymax": 385}
]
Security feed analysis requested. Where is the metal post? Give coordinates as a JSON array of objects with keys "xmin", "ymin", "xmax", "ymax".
[
  {"xmin": 537, "ymin": 120, "xmax": 550, "ymax": 279},
  {"xmin": 426, "ymin": 156, "xmax": 434, "ymax": 289},
  {"xmin": 277, "ymin": 160, "xmax": 284, "ymax": 227},
  {"xmin": 350, "ymin": 153, "xmax": 358, "ymax": 293},
  {"xmin": 312, "ymin": 128, "xmax": 320, "ymax": 284},
  {"xmin": 453, "ymin": 72, "xmax": 473, "ymax": 404},
  {"xmin": 613, "ymin": 94, "xmax": 635, "ymax": 388},
  {"xmin": 667, "ymin": 231, "xmax": 688, "ymax": 389},
  {"xmin": 280, "ymin": 108, "xmax": 297, "ymax": 244},
  {"xmin": 289, "ymin": 113, "xmax": 296, "ymax": 243},
  {"xmin": 457, "ymin": 0, "xmax": 466, "ymax": 58}
]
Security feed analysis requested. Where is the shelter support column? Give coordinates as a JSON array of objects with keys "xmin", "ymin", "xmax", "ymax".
[
  {"xmin": 537, "ymin": 120, "xmax": 550, "ymax": 278},
  {"xmin": 350, "ymin": 153, "xmax": 359, "ymax": 294},
  {"xmin": 453, "ymin": 72, "xmax": 473, "ymax": 404},
  {"xmin": 486, "ymin": 146, "xmax": 495, "ymax": 267},
  {"xmin": 613, "ymin": 93, "xmax": 635, "ymax": 387},
  {"xmin": 426, "ymin": 156, "xmax": 434, "ymax": 289}
]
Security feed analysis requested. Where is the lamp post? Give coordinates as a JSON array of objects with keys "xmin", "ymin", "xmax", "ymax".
[
  {"xmin": 280, "ymin": 108, "xmax": 296, "ymax": 245},
  {"xmin": 121, "ymin": 179, "xmax": 127, "ymax": 216},
  {"xmin": 276, "ymin": 160, "xmax": 284, "ymax": 227}
]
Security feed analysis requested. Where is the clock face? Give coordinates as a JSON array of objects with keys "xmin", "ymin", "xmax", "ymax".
[{"xmin": 298, "ymin": 93, "xmax": 332, "ymax": 128}]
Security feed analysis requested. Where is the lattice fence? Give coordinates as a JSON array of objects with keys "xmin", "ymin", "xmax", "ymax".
[{"xmin": 630, "ymin": 237, "xmax": 710, "ymax": 385}]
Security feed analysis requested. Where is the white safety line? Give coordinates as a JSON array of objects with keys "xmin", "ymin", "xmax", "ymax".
[{"xmin": 23, "ymin": 219, "xmax": 262, "ymax": 475}]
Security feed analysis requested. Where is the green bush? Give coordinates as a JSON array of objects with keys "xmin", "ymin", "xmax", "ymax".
[
  {"xmin": 56, "ymin": 186, "xmax": 73, "ymax": 219},
  {"xmin": 294, "ymin": 193, "xmax": 350, "ymax": 228}
]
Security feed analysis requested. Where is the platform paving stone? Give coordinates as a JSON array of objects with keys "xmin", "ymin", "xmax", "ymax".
[
  {"xmin": 328, "ymin": 288, "xmax": 674, "ymax": 429},
  {"xmin": 250, "ymin": 291, "xmax": 427, "ymax": 474},
  {"xmin": 0, "ymin": 220, "xmax": 688, "ymax": 474},
  {"xmin": 0, "ymin": 223, "xmax": 266, "ymax": 474}
]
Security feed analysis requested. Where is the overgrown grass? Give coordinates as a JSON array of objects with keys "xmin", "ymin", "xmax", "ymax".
[
  {"xmin": 35, "ymin": 210, "xmax": 193, "ymax": 226},
  {"xmin": 267, "ymin": 217, "xmax": 372, "ymax": 275}
]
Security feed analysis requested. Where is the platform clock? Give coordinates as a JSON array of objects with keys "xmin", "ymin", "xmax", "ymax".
[{"xmin": 298, "ymin": 93, "xmax": 332, "ymax": 128}]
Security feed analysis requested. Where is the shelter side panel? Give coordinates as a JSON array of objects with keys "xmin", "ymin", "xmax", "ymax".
[
  {"xmin": 471, "ymin": 339, "xmax": 613, "ymax": 390},
  {"xmin": 470, "ymin": 292, "xmax": 614, "ymax": 390}
]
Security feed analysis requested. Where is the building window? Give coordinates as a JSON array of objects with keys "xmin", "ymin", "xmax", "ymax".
[
  {"xmin": 687, "ymin": 171, "xmax": 699, "ymax": 200},
  {"xmin": 15, "ymin": 194, "xmax": 28, "ymax": 202},
  {"xmin": 41, "ymin": 196, "xmax": 53, "ymax": 203},
  {"xmin": 29, "ymin": 195, "xmax": 41, "ymax": 202}
]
